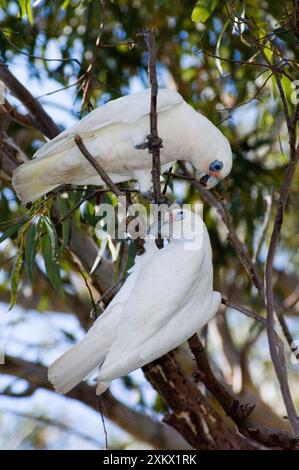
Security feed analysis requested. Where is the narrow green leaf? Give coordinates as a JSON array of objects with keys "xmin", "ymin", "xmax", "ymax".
[
  {"xmin": 0, "ymin": 1, "xmax": 8, "ymax": 11},
  {"xmin": 41, "ymin": 217, "xmax": 64, "ymax": 298},
  {"xmin": 9, "ymin": 248, "xmax": 23, "ymax": 310},
  {"xmin": 215, "ymin": 18, "xmax": 229, "ymax": 76},
  {"xmin": 191, "ymin": 0, "xmax": 218, "ymax": 23},
  {"xmin": 24, "ymin": 220, "xmax": 40, "ymax": 282},
  {"xmin": 57, "ymin": 197, "xmax": 71, "ymax": 251},
  {"xmin": 18, "ymin": 0, "xmax": 33, "ymax": 24},
  {"xmin": 68, "ymin": 191, "xmax": 82, "ymax": 229},
  {"xmin": 62, "ymin": 0, "xmax": 71, "ymax": 9},
  {"xmin": 43, "ymin": 216, "xmax": 57, "ymax": 253},
  {"xmin": 0, "ymin": 222, "xmax": 24, "ymax": 244}
]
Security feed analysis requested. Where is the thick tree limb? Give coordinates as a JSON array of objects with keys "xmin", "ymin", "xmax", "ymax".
[
  {"xmin": 1, "ymin": 133, "xmax": 28, "ymax": 179},
  {"xmin": 0, "ymin": 355, "xmax": 191, "ymax": 450},
  {"xmin": 188, "ymin": 334, "xmax": 298, "ymax": 450},
  {"xmin": 0, "ymin": 62, "xmax": 59, "ymax": 139},
  {"xmin": 143, "ymin": 352, "xmax": 263, "ymax": 450}
]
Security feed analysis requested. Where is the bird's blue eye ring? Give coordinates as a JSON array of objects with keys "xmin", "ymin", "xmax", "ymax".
[{"xmin": 209, "ymin": 160, "xmax": 223, "ymax": 172}]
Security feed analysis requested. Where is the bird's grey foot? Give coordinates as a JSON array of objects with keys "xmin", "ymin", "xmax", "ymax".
[
  {"xmin": 135, "ymin": 134, "xmax": 163, "ymax": 153},
  {"xmin": 159, "ymin": 193, "xmax": 171, "ymax": 205},
  {"xmin": 141, "ymin": 191, "xmax": 170, "ymax": 205},
  {"xmin": 141, "ymin": 190, "xmax": 155, "ymax": 202},
  {"xmin": 135, "ymin": 141, "xmax": 149, "ymax": 150}
]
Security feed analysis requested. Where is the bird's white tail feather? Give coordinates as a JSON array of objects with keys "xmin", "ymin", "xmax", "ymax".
[
  {"xmin": 12, "ymin": 154, "xmax": 61, "ymax": 203},
  {"xmin": 48, "ymin": 334, "xmax": 107, "ymax": 394}
]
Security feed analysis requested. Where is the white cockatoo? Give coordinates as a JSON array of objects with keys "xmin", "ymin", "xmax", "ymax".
[
  {"xmin": 12, "ymin": 89, "xmax": 232, "ymax": 203},
  {"xmin": 48, "ymin": 208, "xmax": 221, "ymax": 395}
]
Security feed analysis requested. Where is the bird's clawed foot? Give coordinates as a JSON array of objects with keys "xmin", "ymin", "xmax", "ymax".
[
  {"xmin": 135, "ymin": 134, "xmax": 163, "ymax": 153},
  {"xmin": 141, "ymin": 190, "xmax": 155, "ymax": 202},
  {"xmin": 141, "ymin": 190, "xmax": 170, "ymax": 205}
]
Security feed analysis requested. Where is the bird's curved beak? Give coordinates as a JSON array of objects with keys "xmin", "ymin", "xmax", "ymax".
[{"xmin": 196, "ymin": 170, "xmax": 221, "ymax": 188}]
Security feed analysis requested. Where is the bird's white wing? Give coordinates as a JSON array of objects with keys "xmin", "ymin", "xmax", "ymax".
[
  {"xmin": 88, "ymin": 239, "xmax": 159, "ymax": 334},
  {"xmin": 98, "ymin": 239, "xmax": 210, "ymax": 381},
  {"xmin": 48, "ymin": 239, "xmax": 160, "ymax": 394},
  {"xmin": 34, "ymin": 89, "xmax": 183, "ymax": 160}
]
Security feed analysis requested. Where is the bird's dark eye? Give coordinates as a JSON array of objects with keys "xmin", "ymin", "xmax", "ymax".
[{"xmin": 209, "ymin": 160, "xmax": 223, "ymax": 172}]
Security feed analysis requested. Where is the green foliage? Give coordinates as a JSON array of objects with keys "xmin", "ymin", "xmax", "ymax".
[
  {"xmin": 9, "ymin": 242, "xmax": 23, "ymax": 310},
  {"xmin": 0, "ymin": 221, "xmax": 24, "ymax": 244},
  {"xmin": 191, "ymin": 0, "xmax": 218, "ymax": 23},
  {"xmin": 40, "ymin": 216, "xmax": 64, "ymax": 298},
  {"xmin": 56, "ymin": 196, "xmax": 71, "ymax": 251},
  {"xmin": 18, "ymin": 0, "xmax": 33, "ymax": 24},
  {"xmin": 24, "ymin": 218, "xmax": 41, "ymax": 282}
]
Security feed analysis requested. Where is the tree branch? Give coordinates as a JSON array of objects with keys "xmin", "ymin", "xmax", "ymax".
[
  {"xmin": 143, "ymin": 352, "xmax": 263, "ymax": 450},
  {"xmin": 74, "ymin": 134, "xmax": 123, "ymax": 197},
  {"xmin": 143, "ymin": 29, "xmax": 164, "ymax": 248},
  {"xmin": 245, "ymin": 20, "xmax": 299, "ymax": 436},
  {"xmin": 0, "ymin": 62, "xmax": 60, "ymax": 139},
  {"xmin": 0, "ymin": 355, "xmax": 190, "ymax": 450},
  {"xmin": 187, "ymin": 334, "xmax": 298, "ymax": 449}
]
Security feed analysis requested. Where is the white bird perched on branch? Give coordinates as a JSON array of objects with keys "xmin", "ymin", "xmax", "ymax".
[
  {"xmin": 12, "ymin": 89, "xmax": 232, "ymax": 202},
  {"xmin": 48, "ymin": 208, "xmax": 221, "ymax": 395}
]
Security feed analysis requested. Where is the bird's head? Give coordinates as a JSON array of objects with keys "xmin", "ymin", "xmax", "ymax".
[{"xmin": 193, "ymin": 135, "xmax": 232, "ymax": 189}]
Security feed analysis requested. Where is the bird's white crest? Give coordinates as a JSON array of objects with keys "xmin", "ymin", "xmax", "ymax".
[
  {"xmin": 48, "ymin": 209, "xmax": 221, "ymax": 395},
  {"xmin": 12, "ymin": 89, "xmax": 232, "ymax": 202}
]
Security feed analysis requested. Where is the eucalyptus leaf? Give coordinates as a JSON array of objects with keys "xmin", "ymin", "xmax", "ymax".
[
  {"xmin": 18, "ymin": 0, "xmax": 33, "ymax": 24},
  {"xmin": 24, "ymin": 219, "xmax": 40, "ymax": 282},
  {"xmin": 0, "ymin": 222, "xmax": 25, "ymax": 244},
  {"xmin": 9, "ymin": 248, "xmax": 24, "ymax": 311},
  {"xmin": 191, "ymin": 0, "xmax": 218, "ymax": 23},
  {"xmin": 57, "ymin": 197, "xmax": 71, "ymax": 251},
  {"xmin": 41, "ymin": 217, "xmax": 64, "ymax": 298}
]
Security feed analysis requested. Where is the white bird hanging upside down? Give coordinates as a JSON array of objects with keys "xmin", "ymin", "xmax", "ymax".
[
  {"xmin": 48, "ymin": 209, "xmax": 221, "ymax": 395},
  {"xmin": 12, "ymin": 89, "xmax": 232, "ymax": 203}
]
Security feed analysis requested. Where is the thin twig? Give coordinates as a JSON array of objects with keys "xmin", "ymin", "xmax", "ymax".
[
  {"xmin": 181, "ymin": 163, "xmax": 296, "ymax": 354},
  {"xmin": 98, "ymin": 397, "xmax": 109, "ymax": 449},
  {"xmin": 74, "ymin": 135, "xmax": 123, "ymax": 197},
  {"xmin": 221, "ymin": 297, "xmax": 266, "ymax": 326},
  {"xmin": 143, "ymin": 29, "xmax": 164, "ymax": 249},
  {"xmin": 2, "ymin": 408, "xmax": 101, "ymax": 447},
  {"xmin": 162, "ymin": 166, "xmax": 173, "ymax": 195},
  {"xmin": 81, "ymin": 26, "xmax": 104, "ymax": 115},
  {"xmin": 74, "ymin": 134, "xmax": 145, "ymax": 255},
  {"xmin": 245, "ymin": 18, "xmax": 299, "ymax": 436},
  {"xmin": 252, "ymin": 191, "xmax": 274, "ymax": 263}
]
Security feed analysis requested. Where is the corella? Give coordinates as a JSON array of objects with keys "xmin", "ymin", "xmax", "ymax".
[
  {"xmin": 12, "ymin": 89, "xmax": 232, "ymax": 202},
  {"xmin": 48, "ymin": 209, "xmax": 221, "ymax": 394}
]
